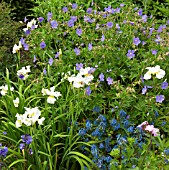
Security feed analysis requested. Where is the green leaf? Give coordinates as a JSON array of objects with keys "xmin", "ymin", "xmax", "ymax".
[{"xmin": 8, "ymin": 159, "xmax": 26, "ymax": 168}]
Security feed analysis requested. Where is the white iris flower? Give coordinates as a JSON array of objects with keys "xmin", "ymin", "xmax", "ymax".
[
  {"xmin": 17, "ymin": 66, "xmax": 31, "ymax": 80},
  {"xmin": 42, "ymin": 86, "xmax": 62, "ymax": 104},
  {"xmin": 0, "ymin": 84, "xmax": 14, "ymax": 96},
  {"xmin": 13, "ymin": 97, "xmax": 19, "ymax": 107},
  {"xmin": 12, "ymin": 41, "xmax": 22, "ymax": 54},
  {"xmin": 15, "ymin": 107, "xmax": 45, "ymax": 128},
  {"xmin": 144, "ymin": 65, "xmax": 165, "ymax": 80}
]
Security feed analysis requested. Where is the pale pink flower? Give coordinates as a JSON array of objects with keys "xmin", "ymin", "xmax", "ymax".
[
  {"xmin": 145, "ymin": 125, "xmax": 154, "ymax": 132},
  {"xmin": 152, "ymin": 128, "xmax": 160, "ymax": 137},
  {"xmin": 137, "ymin": 121, "xmax": 148, "ymax": 129}
]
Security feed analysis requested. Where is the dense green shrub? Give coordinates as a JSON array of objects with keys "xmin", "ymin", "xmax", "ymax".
[
  {"xmin": 0, "ymin": 1, "xmax": 22, "ymax": 73},
  {"xmin": 1, "ymin": 0, "xmax": 36, "ymax": 21},
  {"xmin": 132, "ymin": 0, "xmax": 169, "ymax": 19}
]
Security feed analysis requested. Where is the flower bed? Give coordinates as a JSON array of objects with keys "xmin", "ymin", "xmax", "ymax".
[{"xmin": 0, "ymin": 1, "xmax": 169, "ymax": 169}]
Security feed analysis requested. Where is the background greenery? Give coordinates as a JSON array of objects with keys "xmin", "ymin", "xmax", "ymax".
[
  {"xmin": 0, "ymin": 1, "xmax": 21, "ymax": 74},
  {"xmin": 1, "ymin": 0, "xmax": 169, "ymax": 22},
  {"xmin": 0, "ymin": 0, "xmax": 168, "ymax": 73}
]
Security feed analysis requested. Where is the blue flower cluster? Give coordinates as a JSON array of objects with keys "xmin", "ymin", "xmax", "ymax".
[{"xmin": 78, "ymin": 109, "xmax": 149, "ymax": 169}]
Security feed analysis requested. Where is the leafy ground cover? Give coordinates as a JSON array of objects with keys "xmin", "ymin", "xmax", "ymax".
[{"xmin": 0, "ymin": 1, "xmax": 169, "ymax": 169}]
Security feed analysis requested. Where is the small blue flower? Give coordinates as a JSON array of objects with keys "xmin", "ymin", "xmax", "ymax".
[
  {"xmin": 115, "ymin": 8, "xmax": 121, "ymax": 13},
  {"xmin": 38, "ymin": 17, "xmax": 44, "ymax": 22},
  {"xmin": 72, "ymin": 3, "xmax": 78, "ymax": 9},
  {"xmin": 43, "ymin": 68, "xmax": 47, "ymax": 75},
  {"xmin": 142, "ymin": 86, "xmax": 147, "ymax": 95},
  {"xmin": 161, "ymin": 121, "xmax": 166, "ymax": 126},
  {"xmin": 47, "ymin": 12, "xmax": 52, "ymax": 21},
  {"xmin": 96, "ymin": 158, "xmax": 103, "ymax": 168},
  {"xmin": 99, "ymin": 143, "xmax": 104, "ymax": 149},
  {"xmin": 116, "ymin": 23, "xmax": 120, "ymax": 30},
  {"xmin": 164, "ymin": 158, "xmax": 169, "ymax": 164},
  {"xmin": 137, "ymin": 141, "xmax": 143, "ymax": 149},
  {"xmin": 132, "ymin": 165, "xmax": 136, "ymax": 168},
  {"xmin": 25, "ymin": 29, "xmax": 30, "ymax": 35},
  {"xmin": 85, "ymin": 86, "xmax": 92, "ymax": 96},
  {"xmin": 104, "ymin": 6, "xmax": 112, "ymax": 12},
  {"xmin": 76, "ymin": 28, "xmax": 82, "ymax": 36},
  {"xmin": 23, "ymin": 43, "xmax": 29, "ymax": 51},
  {"xmin": 62, "ymin": 7, "xmax": 68, "ymax": 12},
  {"xmin": 93, "ymin": 106, "xmax": 101, "ymax": 113},
  {"xmin": 88, "ymin": 43, "xmax": 92, "ymax": 51},
  {"xmin": 76, "ymin": 63, "xmax": 83, "ymax": 71},
  {"xmin": 154, "ymin": 111, "xmax": 159, "ymax": 118},
  {"xmin": 104, "ymin": 156, "xmax": 112, "ymax": 163},
  {"xmin": 122, "ymin": 120, "xmax": 130, "ymax": 128},
  {"xmin": 99, "ymin": 73, "xmax": 104, "ymax": 81},
  {"xmin": 0, "ymin": 146, "xmax": 8, "ymax": 157},
  {"xmin": 24, "ymin": 17, "xmax": 28, "ymax": 23},
  {"xmin": 70, "ymin": 16, "xmax": 77, "ymax": 22},
  {"xmin": 98, "ymin": 121, "xmax": 107, "ymax": 131},
  {"xmin": 151, "ymin": 49, "xmax": 158, "ymax": 55},
  {"xmin": 29, "ymin": 148, "xmax": 33, "ymax": 155},
  {"xmin": 107, "ymin": 22, "xmax": 113, "ymax": 28},
  {"xmin": 138, "ymin": 8, "xmax": 142, "ymax": 16},
  {"xmin": 3, "ymin": 132, "xmax": 7, "ymax": 135},
  {"xmin": 74, "ymin": 47, "xmax": 80, "ymax": 55},
  {"xmin": 164, "ymin": 149, "xmax": 169, "ymax": 156},
  {"xmin": 142, "ymin": 14, "xmax": 148, "ymax": 22},
  {"xmin": 91, "ymin": 128, "xmax": 102, "ymax": 137},
  {"xmin": 97, "ymin": 114, "xmax": 107, "ymax": 122},
  {"xmin": 161, "ymin": 81, "xmax": 168, "ymax": 90},
  {"xmin": 40, "ymin": 41, "xmax": 46, "ymax": 49},
  {"xmin": 101, "ymin": 34, "xmax": 105, "ymax": 42},
  {"xmin": 91, "ymin": 144, "xmax": 99, "ymax": 158},
  {"xmin": 133, "ymin": 37, "xmax": 141, "ymax": 46},
  {"xmin": 33, "ymin": 55, "xmax": 36, "ymax": 63},
  {"xmin": 48, "ymin": 58, "xmax": 53, "ymax": 66},
  {"xmin": 156, "ymin": 95, "xmax": 165, "ymax": 103},
  {"xmin": 86, "ymin": 8, "xmax": 92, "ymax": 14},
  {"xmin": 117, "ymin": 135, "xmax": 127, "ymax": 146},
  {"xmin": 127, "ymin": 126, "xmax": 134, "ymax": 133},
  {"xmin": 127, "ymin": 50, "xmax": 135, "ymax": 59},
  {"xmin": 105, "ymin": 137, "xmax": 112, "ymax": 152},
  {"xmin": 67, "ymin": 19, "xmax": 74, "ymax": 27},
  {"xmin": 107, "ymin": 77, "xmax": 113, "ymax": 85},
  {"xmin": 50, "ymin": 20, "xmax": 58, "ymax": 28},
  {"xmin": 119, "ymin": 110, "xmax": 127, "ymax": 118},
  {"xmin": 78, "ymin": 128, "xmax": 86, "ymax": 136},
  {"xmin": 149, "ymin": 28, "xmax": 154, "ymax": 35},
  {"xmin": 19, "ymin": 143, "xmax": 25, "ymax": 150},
  {"xmin": 157, "ymin": 25, "xmax": 163, "ymax": 33},
  {"xmin": 88, "ymin": 67, "xmax": 95, "ymax": 74},
  {"xmin": 86, "ymin": 120, "xmax": 92, "ymax": 130},
  {"xmin": 110, "ymin": 119, "xmax": 120, "ymax": 130},
  {"xmin": 21, "ymin": 134, "xmax": 33, "ymax": 144},
  {"xmin": 20, "ymin": 37, "xmax": 25, "ymax": 45},
  {"xmin": 55, "ymin": 52, "xmax": 60, "ymax": 58},
  {"xmin": 84, "ymin": 166, "xmax": 88, "ymax": 170}
]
